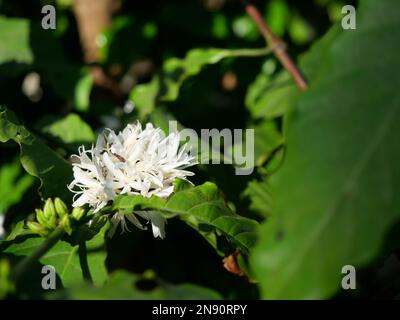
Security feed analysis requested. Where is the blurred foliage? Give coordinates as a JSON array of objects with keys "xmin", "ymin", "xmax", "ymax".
[
  {"xmin": 2, "ymin": 0, "xmax": 399, "ymax": 301},
  {"xmin": 252, "ymin": 0, "xmax": 400, "ymax": 298},
  {"xmin": 0, "ymin": 159, "xmax": 34, "ymax": 215},
  {"xmin": 50, "ymin": 270, "xmax": 223, "ymax": 299}
]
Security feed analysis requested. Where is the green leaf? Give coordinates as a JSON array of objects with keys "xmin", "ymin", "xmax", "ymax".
[
  {"xmin": 130, "ymin": 47, "xmax": 271, "ymax": 119},
  {"xmin": 242, "ymin": 176, "xmax": 272, "ymax": 219},
  {"xmin": 148, "ymin": 106, "xmax": 185, "ymax": 134},
  {"xmin": 29, "ymin": 23, "xmax": 86, "ymax": 103},
  {"xmin": 113, "ymin": 182, "xmax": 259, "ymax": 256},
  {"xmin": 253, "ymin": 121, "xmax": 284, "ymax": 166},
  {"xmin": 224, "ymin": 120, "xmax": 283, "ymax": 174},
  {"xmin": 148, "ymin": 107, "xmax": 226, "ymax": 164},
  {"xmin": 212, "ymin": 14, "xmax": 229, "ymax": 39},
  {"xmin": 98, "ymin": 15, "xmax": 153, "ymax": 66},
  {"xmin": 129, "ymin": 79, "xmax": 158, "ymax": 119},
  {"xmin": 0, "ymin": 107, "xmax": 72, "ymax": 202},
  {"xmin": 0, "ymin": 16, "xmax": 33, "ymax": 66},
  {"xmin": 173, "ymin": 181, "xmax": 259, "ymax": 255},
  {"xmin": 112, "ymin": 194, "xmax": 167, "ymax": 215},
  {"xmin": 0, "ymin": 16, "xmax": 89, "ymax": 104},
  {"xmin": 246, "ymin": 71, "xmax": 299, "ymax": 120},
  {"xmin": 42, "ymin": 113, "xmax": 95, "ymax": 149},
  {"xmin": 288, "ymin": 14, "xmax": 314, "ymax": 45},
  {"xmin": 74, "ymin": 72, "xmax": 93, "ymax": 112},
  {"xmin": 0, "ymin": 159, "xmax": 34, "ymax": 214},
  {"xmin": 252, "ymin": 0, "xmax": 400, "ymax": 299},
  {"xmin": 4, "ymin": 220, "xmax": 34, "ymax": 241},
  {"xmin": 53, "ymin": 270, "xmax": 222, "ymax": 300},
  {"xmin": 4, "ymin": 223, "xmax": 108, "ymax": 287}
]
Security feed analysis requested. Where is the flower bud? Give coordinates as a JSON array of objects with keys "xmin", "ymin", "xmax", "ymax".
[
  {"xmin": 60, "ymin": 215, "xmax": 73, "ymax": 235},
  {"xmin": 54, "ymin": 198, "xmax": 68, "ymax": 218},
  {"xmin": 27, "ymin": 221, "xmax": 49, "ymax": 237},
  {"xmin": 71, "ymin": 207, "xmax": 86, "ymax": 221},
  {"xmin": 35, "ymin": 209, "xmax": 47, "ymax": 227},
  {"xmin": 43, "ymin": 199, "xmax": 56, "ymax": 219},
  {"xmin": 43, "ymin": 199, "xmax": 57, "ymax": 229}
]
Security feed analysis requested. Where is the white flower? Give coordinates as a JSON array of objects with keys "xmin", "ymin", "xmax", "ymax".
[
  {"xmin": 68, "ymin": 122, "xmax": 196, "ymax": 238},
  {"xmin": 0, "ymin": 214, "xmax": 5, "ymax": 239}
]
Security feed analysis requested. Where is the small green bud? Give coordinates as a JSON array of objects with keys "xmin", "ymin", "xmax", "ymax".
[
  {"xmin": 43, "ymin": 199, "xmax": 56, "ymax": 219},
  {"xmin": 61, "ymin": 215, "xmax": 73, "ymax": 235},
  {"xmin": 35, "ymin": 209, "xmax": 47, "ymax": 226},
  {"xmin": 27, "ymin": 221, "xmax": 49, "ymax": 237},
  {"xmin": 71, "ymin": 207, "xmax": 86, "ymax": 221},
  {"xmin": 54, "ymin": 197, "xmax": 68, "ymax": 218},
  {"xmin": 43, "ymin": 199, "xmax": 57, "ymax": 229}
]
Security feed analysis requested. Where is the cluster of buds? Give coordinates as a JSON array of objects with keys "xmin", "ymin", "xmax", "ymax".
[{"xmin": 27, "ymin": 198, "xmax": 87, "ymax": 237}]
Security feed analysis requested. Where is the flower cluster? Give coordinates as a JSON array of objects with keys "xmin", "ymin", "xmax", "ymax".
[{"xmin": 68, "ymin": 122, "xmax": 196, "ymax": 238}]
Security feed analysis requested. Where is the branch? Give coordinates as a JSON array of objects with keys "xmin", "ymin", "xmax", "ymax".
[{"xmin": 241, "ymin": 0, "xmax": 308, "ymax": 91}]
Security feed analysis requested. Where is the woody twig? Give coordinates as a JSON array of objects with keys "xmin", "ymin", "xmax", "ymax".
[{"xmin": 242, "ymin": 0, "xmax": 308, "ymax": 91}]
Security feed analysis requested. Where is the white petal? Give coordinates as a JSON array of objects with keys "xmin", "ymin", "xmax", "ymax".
[
  {"xmin": 0, "ymin": 214, "xmax": 5, "ymax": 239},
  {"xmin": 135, "ymin": 211, "xmax": 166, "ymax": 239}
]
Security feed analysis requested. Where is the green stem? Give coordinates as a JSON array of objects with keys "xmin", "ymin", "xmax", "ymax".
[
  {"xmin": 11, "ymin": 227, "xmax": 65, "ymax": 283},
  {"xmin": 78, "ymin": 241, "xmax": 93, "ymax": 284},
  {"xmin": 230, "ymin": 46, "xmax": 272, "ymax": 58}
]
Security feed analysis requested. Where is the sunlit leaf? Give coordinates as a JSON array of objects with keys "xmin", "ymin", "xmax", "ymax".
[
  {"xmin": 246, "ymin": 71, "xmax": 299, "ymax": 120},
  {"xmin": 0, "ymin": 160, "xmax": 34, "ymax": 214},
  {"xmin": 0, "ymin": 16, "xmax": 33, "ymax": 66},
  {"xmin": 74, "ymin": 72, "xmax": 93, "ymax": 112},
  {"xmin": 113, "ymin": 181, "xmax": 259, "ymax": 256},
  {"xmin": 42, "ymin": 113, "xmax": 95, "ymax": 149},
  {"xmin": 242, "ymin": 176, "xmax": 272, "ymax": 219},
  {"xmin": 0, "ymin": 107, "xmax": 72, "ymax": 202}
]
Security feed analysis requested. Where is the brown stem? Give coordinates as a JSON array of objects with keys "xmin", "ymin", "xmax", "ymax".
[
  {"xmin": 73, "ymin": 0, "xmax": 123, "ymax": 97},
  {"xmin": 242, "ymin": 0, "xmax": 308, "ymax": 91}
]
